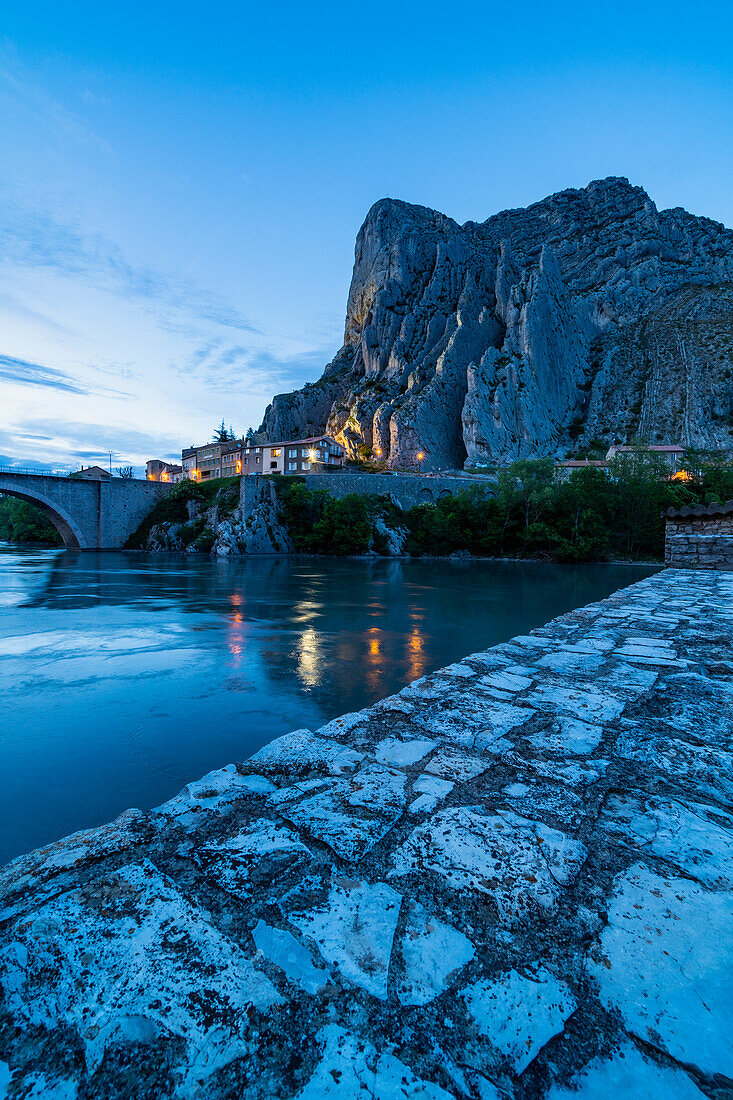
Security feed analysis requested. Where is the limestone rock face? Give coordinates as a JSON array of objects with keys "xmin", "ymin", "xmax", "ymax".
[
  {"xmin": 211, "ymin": 479, "xmax": 293, "ymax": 556},
  {"xmin": 258, "ymin": 178, "xmax": 733, "ymax": 468}
]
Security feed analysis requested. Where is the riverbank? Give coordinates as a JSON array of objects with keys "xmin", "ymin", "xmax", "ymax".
[
  {"xmin": 124, "ymin": 455, "xmax": 719, "ymax": 563},
  {"xmin": 1, "ymin": 568, "xmax": 731, "ymax": 1097}
]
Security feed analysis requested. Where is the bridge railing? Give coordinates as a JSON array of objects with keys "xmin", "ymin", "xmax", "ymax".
[{"xmin": 0, "ymin": 466, "xmax": 72, "ymax": 478}]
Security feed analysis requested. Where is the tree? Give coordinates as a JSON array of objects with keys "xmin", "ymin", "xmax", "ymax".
[
  {"xmin": 116, "ymin": 466, "xmax": 134, "ymax": 479},
  {"xmin": 0, "ymin": 496, "xmax": 62, "ymax": 545},
  {"xmin": 607, "ymin": 449, "xmax": 670, "ymax": 559},
  {"xmin": 213, "ymin": 420, "xmax": 235, "ymax": 443},
  {"xmin": 496, "ymin": 458, "xmax": 556, "ymax": 550},
  {"xmin": 245, "ymin": 427, "xmax": 257, "ymax": 445}
]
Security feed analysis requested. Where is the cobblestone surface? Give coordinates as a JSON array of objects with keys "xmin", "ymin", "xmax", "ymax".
[{"xmin": 1, "ymin": 569, "xmax": 732, "ymax": 1098}]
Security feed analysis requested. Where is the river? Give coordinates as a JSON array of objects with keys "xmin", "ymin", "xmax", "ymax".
[{"xmin": 0, "ymin": 546, "xmax": 658, "ymax": 865}]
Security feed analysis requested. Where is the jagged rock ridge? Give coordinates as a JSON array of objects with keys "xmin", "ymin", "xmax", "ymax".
[{"xmin": 259, "ymin": 178, "xmax": 733, "ymax": 469}]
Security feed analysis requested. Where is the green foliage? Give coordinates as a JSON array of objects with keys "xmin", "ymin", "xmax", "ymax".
[
  {"xmin": 276, "ymin": 479, "xmax": 372, "ymax": 554},
  {"xmin": 213, "ymin": 419, "xmax": 236, "ymax": 442},
  {"xmin": 312, "ymin": 495, "xmax": 372, "ymax": 555},
  {"xmin": 681, "ymin": 448, "xmax": 733, "ymax": 502},
  {"xmin": 403, "ymin": 454, "xmax": 729, "ymax": 562},
  {"xmin": 0, "ymin": 496, "xmax": 63, "ymax": 546}
]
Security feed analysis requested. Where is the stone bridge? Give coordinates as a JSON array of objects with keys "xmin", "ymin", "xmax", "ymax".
[{"xmin": 0, "ymin": 471, "xmax": 167, "ymax": 550}]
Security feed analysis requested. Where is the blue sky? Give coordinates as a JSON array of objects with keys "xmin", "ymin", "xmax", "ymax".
[{"xmin": 1, "ymin": 0, "xmax": 731, "ymax": 471}]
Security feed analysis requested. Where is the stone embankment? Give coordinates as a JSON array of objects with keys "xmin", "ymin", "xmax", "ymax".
[{"xmin": 1, "ymin": 570, "xmax": 732, "ymax": 1098}]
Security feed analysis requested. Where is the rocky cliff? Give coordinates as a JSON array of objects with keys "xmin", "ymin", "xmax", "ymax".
[
  {"xmin": 135, "ymin": 477, "xmax": 293, "ymax": 556},
  {"xmin": 259, "ymin": 178, "xmax": 733, "ymax": 469}
]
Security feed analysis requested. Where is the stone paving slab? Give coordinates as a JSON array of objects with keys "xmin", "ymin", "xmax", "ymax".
[{"xmin": 1, "ymin": 569, "xmax": 732, "ymax": 1098}]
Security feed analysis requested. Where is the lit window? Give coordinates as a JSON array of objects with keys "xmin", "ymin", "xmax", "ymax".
[{"xmin": 272, "ymin": 448, "xmax": 281, "ymax": 458}]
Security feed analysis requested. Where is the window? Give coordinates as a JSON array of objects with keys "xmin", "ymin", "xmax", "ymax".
[
  {"xmin": 288, "ymin": 461, "xmax": 297, "ymax": 471},
  {"xmin": 288, "ymin": 448, "xmax": 297, "ymax": 458},
  {"xmin": 255, "ymin": 456, "xmax": 261, "ymax": 463},
  {"xmin": 270, "ymin": 461, "xmax": 278, "ymax": 469},
  {"xmin": 301, "ymin": 448, "xmax": 310, "ymax": 457},
  {"xmin": 301, "ymin": 461, "xmax": 310, "ymax": 470},
  {"xmin": 272, "ymin": 448, "xmax": 281, "ymax": 457}
]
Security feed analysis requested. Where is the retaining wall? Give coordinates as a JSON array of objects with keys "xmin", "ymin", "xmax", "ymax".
[
  {"xmin": 242, "ymin": 470, "xmax": 494, "ymax": 515},
  {"xmin": 664, "ymin": 501, "xmax": 733, "ymax": 569}
]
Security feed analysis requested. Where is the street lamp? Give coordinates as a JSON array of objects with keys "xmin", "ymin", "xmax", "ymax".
[{"xmin": 417, "ymin": 451, "xmax": 424, "ymax": 474}]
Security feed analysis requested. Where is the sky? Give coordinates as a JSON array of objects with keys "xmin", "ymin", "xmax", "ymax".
[{"xmin": 0, "ymin": 1, "xmax": 731, "ymax": 473}]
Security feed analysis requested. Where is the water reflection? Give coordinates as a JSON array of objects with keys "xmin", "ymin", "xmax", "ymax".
[{"xmin": 0, "ymin": 546, "xmax": 659, "ymax": 864}]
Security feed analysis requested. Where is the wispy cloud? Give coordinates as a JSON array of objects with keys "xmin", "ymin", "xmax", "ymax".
[
  {"xmin": 0, "ymin": 44, "xmax": 113, "ymax": 156},
  {"xmin": 179, "ymin": 340, "xmax": 336, "ymax": 399},
  {"xmin": 0, "ymin": 353, "xmax": 88, "ymax": 394},
  {"xmin": 0, "ymin": 197, "xmax": 260, "ymax": 338},
  {"xmin": 17, "ymin": 418, "xmax": 183, "ymax": 461}
]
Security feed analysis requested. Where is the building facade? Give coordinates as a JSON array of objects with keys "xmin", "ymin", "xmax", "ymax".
[
  {"xmin": 146, "ymin": 460, "xmax": 183, "ymax": 484},
  {"xmin": 181, "ymin": 436, "xmax": 345, "ymax": 480}
]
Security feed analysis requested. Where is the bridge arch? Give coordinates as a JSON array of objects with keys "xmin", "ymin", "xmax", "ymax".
[{"xmin": 0, "ymin": 485, "xmax": 84, "ymax": 549}]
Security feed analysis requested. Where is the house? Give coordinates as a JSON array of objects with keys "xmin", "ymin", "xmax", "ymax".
[
  {"xmin": 555, "ymin": 459, "xmax": 608, "ymax": 482},
  {"xmin": 181, "ymin": 441, "xmax": 238, "ymax": 481},
  {"xmin": 146, "ymin": 460, "xmax": 183, "ymax": 484},
  {"xmin": 605, "ymin": 444, "xmax": 685, "ymax": 472},
  {"xmin": 244, "ymin": 435, "xmax": 345, "ymax": 476},
  {"xmin": 68, "ymin": 465, "xmax": 112, "ymax": 480},
  {"xmin": 182, "ymin": 435, "xmax": 345, "ymax": 480}
]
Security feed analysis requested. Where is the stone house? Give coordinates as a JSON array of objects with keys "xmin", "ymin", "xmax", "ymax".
[
  {"xmin": 69, "ymin": 465, "xmax": 112, "ymax": 480},
  {"xmin": 664, "ymin": 500, "xmax": 733, "ymax": 569},
  {"xmin": 146, "ymin": 459, "xmax": 183, "ymax": 484},
  {"xmin": 607, "ymin": 444, "xmax": 685, "ymax": 472}
]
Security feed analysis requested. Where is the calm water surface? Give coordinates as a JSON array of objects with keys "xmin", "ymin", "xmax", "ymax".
[{"xmin": 0, "ymin": 547, "xmax": 658, "ymax": 865}]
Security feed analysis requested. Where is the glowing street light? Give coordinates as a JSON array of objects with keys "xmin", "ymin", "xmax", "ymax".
[{"xmin": 417, "ymin": 451, "xmax": 424, "ymax": 474}]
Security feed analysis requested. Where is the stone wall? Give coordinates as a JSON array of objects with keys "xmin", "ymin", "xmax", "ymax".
[
  {"xmin": 242, "ymin": 470, "xmax": 494, "ymax": 515},
  {"xmin": 2, "ymin": 569, "xmax": 733, "ymax": 1097},
  {"xmin": 664, "ymin": 501, "xmax": 733, "ymax": 569}
]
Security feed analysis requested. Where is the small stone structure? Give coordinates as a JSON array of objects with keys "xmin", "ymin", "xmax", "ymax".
[
  {"xmin": 664, "ymin": 499, "xmax": 733, "ymax": 569},
  {"xmin": 242, "ymin": 470, "xmax": 494, "ymax": 516},
  {"xmin": 1, "ymin": 569, "xmax": 732, "ymax": 1097}
]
